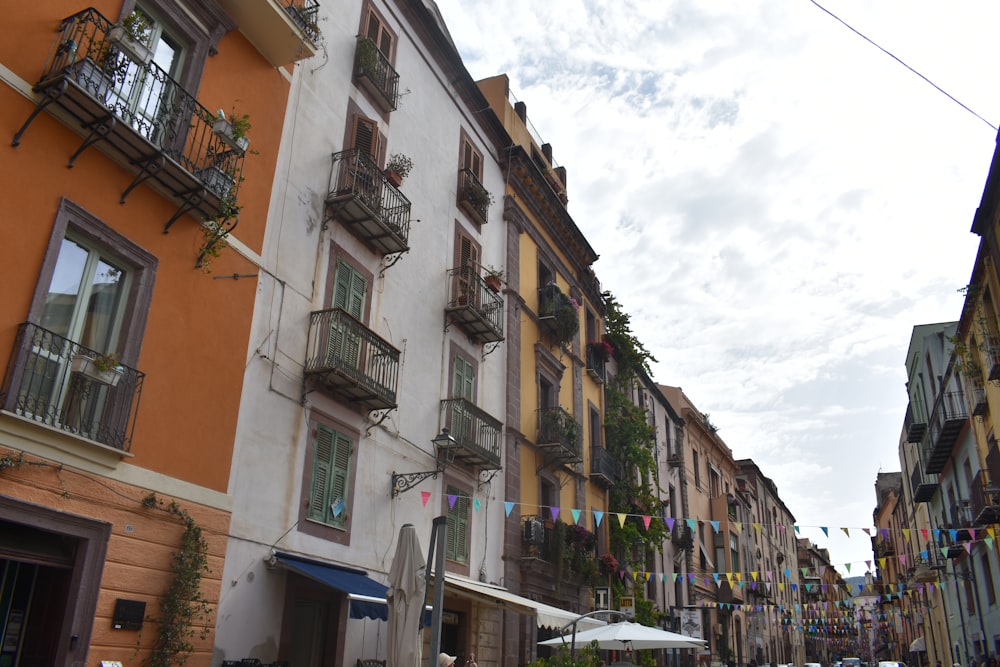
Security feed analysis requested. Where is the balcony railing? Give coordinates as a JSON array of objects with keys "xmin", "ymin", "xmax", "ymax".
[
  {"xmin": 286, "ymin": 0, "xmax": 321, "ymax": 43},
  {"xmin": 987, "ymin": 337, "xmax": 1000, "ymax": 382},
  {"xmin": 353, "ymin": 37, "xmax": 399, "ymax": 112},
  {"xmin": 968, "ymin": 380, "xmax": 988, "ymax": 417},
  {"xmin": 303, "ymin": 308, "xmax": 400, "ymax": 411},
  {"xmin": 904, "ymin": 401, "xmax": 927, "ymax": 443},
  {"xmin": 13, "ymin": 8, "xmax": 246, "ymax": 228},
  {"xmin": 590, "ymin": 446, "xmax": 616, "ymax": 487},
  {"xmin": 0, "ymin": 323, "xmax": 144, "ymax": 451},
  {"xmin": 536, "ymin": 406, "xmax": 581, "ymax": 465},
  {"xmin": 458, "ymin": 169, "xmax": 492, "ymax": 225},
  {"xmin": 910, "ymin": 462, "xmax": 938, "ymax": 503},
  {"xmin": 970, "ymin": 469, "xmax": 1000, "ymax": 525},
  {"xmin": 921, "ymin": 389, "xmax": 969, "ymax": 474},
  {"xmin": 444, "ymin": 267, "xmax": 504, "ymax": 343},
  {"xmin": 585, "ymin": 344, "xmax": 607, "ymax": 383},
  {"xmin": 438, "ymin": 398, "xmax": 502, "ymax": 470},
  {"xmin": 537, "ymin": 284, "xmax": 579, "ymax": 346},
  {"xmin": 326, "ymin": 149, "xmax": 411, "ymax": 256}
]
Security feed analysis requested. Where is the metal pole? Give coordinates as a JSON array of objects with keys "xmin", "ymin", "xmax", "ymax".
[{"xmin": 428, "ymin": 516, "xmax": 448, "ymax": 667}]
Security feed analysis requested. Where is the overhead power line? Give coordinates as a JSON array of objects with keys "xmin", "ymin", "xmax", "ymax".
[{"xmin": 809, "ymin": 0, "xmax": 997, "ymax": 131}]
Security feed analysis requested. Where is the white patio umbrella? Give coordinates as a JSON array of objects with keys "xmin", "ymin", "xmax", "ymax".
[
  {"xmin": 539, "ymin": 621, "xmax": 706, "ymax": 650},
  {"xmin": 387, "ymin": 524, "xmax": 426, "ymax": 667}
]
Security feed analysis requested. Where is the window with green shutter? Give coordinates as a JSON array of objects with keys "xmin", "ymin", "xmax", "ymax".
[
  {"xmin": 445, "ymin": 486, "xmax": 469, "ymax": 564},
  {"xmin": 450, "ymin": 354, "xmax": 475, "ymax": 443},
  {"xmin": 328, "ymin": 260, "xmax": 367, "ymax": 369},
  {"xmin": 308, "ymin": 424, "xmax": 352, "ymax": 529}
]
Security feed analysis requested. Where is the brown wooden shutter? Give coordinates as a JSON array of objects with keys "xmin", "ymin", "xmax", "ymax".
[{"xmin": 351, "ymin": 115, "xmax": 378, "ymax": 159}]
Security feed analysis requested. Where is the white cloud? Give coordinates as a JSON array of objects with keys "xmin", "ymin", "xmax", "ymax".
[{"xmin": 435, "ymin": 0, "xmax": 995, "ymax": 572}]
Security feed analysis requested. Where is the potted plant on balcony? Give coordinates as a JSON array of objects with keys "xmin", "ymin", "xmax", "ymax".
[
  {"xmin": 71, "ymin": 352, "xmax": 124, "ymax": 386},
  {"xmin": 108, "ymin": 11, "xmax": 153, "ymax": 65},
  {"xmin": 483, "ymin": 266, "xmax": 504, "ymax": 293},
  {"xmin": 384, "ymin": 153, "xmax": 413, "ymax": 187},
  {"xmin": 355, "ymin": 37, "xmax": 380, "ymax": 76},
  {"xmin": 462, "ymin": 180, "xmax": 494, "ymax": 218},
  {"xmin": 212, "ymin": 108, "xmax": 252, "ymax": 154}
]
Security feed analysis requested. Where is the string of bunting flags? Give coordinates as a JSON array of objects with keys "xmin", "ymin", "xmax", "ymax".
[{"xmin": 423, "ymin": 492, "xmax": 995, "ymax": 591}]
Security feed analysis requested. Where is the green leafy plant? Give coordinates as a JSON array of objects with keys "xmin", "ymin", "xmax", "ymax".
[
  {"xmin": 463, "ymin": 180, "xmax": 494, "ymax": 213},
  {"xmin": 92, "ymin": 353, "xmax": 121, "ymax": 373},
  {"xmin": 143, "ymin": 495, "xmax": 212, "ymax": 667},
  {"xmin": 197, "ymin": 219, "xmax": 231, "ymax": 273},
  {"xmin": 120, "ymin": 11, "xmax": 152, "ymax": 44},
  {"xmin": 385, "ymin": 153, "xmax": 414, "ymax": 180},
  {"xmin": 355, "ymin": 37, "xmax": 379, "ymax": 74}
]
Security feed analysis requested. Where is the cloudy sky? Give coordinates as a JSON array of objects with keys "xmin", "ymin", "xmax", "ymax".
[{"xmin": 433, "ymin": 0, "xmax": 1000, "ymax": 574}]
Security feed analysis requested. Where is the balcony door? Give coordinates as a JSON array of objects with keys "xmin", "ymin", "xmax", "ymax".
[
  {"xmin": 20, "ymin": 237, "xmax": 129, "ymax": 430},
  {"xmin": 327, "ymin": 260, "xmax": 367, "ymax": 372},
  {"xmin": 111, "ymin": 6, "xmax": 186, "ymax": 147},
  {"xmin": 450, "ymin": 354, "xmax": 475, "ymax": 444}
]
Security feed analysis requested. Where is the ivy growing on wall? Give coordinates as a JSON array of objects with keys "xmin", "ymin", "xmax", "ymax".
[{"xmin": 600, "ymin": 291, "xmax": 669, "ymax": 633}]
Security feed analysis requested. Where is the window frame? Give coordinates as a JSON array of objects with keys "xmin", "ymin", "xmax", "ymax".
[
  {"xmin": 444, "ymin": 484, "xmax": 471, "ymax": 566},
  {"xmin": 324, "ymin": 245, "xmax": 374, "ymax": 322},
  {"xmin": 360, "ymin": 3, "xmax": 396, "ymax": 61},
  {"xmin": 29, "ymin": 198, "xmax": 157, "ymax": 367},
  {"xmin": 298, "ymin": 414, "xmax": 360, "ymax": 545}
]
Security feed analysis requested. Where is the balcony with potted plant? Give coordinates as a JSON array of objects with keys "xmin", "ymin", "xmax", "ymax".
[
  {"xmin": 326, "ymin": 149, "xmax": 411, "ymax": 257},
  {"xmin": 444, "ymin": 265, "xmax": 504, "ymax": 343},
  {"xmin": 536, "ymin": 406, "xmax": 581, "ymax": 465},
  {"xmin": 383, "ymin": 153, "xmax": 413, "ymax": 188},
  {"xmin": 586, "ymin": 338, "xmax": 612, "ymax": 383},
  {"xmin": 458, "ymin": 168, "xmax": 493, "ymax": 225},
  {"xmin": 12, "ymin": 8, "xmax": 248, "ymax": 230},
  {"xmin": 537, "ymin": 283, "xmax": 579, "ymax": 346},
  {"xmin": 353, "ymin": 36, "xmax": 400, "ymax": 113},
  {"xmin": 0, "ymin": 322, "xmax": 145, "ymax": 452}
]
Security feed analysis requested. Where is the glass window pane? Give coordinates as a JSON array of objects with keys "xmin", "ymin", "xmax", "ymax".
[
  {"xmin": 80, "ymin": 258, "xmax": 126, "ymax": 351},
  {"xmin": 40, "ymin": 238, "xmax": 88, "ymax": 338}
]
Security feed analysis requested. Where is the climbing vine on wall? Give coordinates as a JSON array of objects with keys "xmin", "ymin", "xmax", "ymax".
[{"xmin": 143, "ymin": 494, "xmax": 212, "ymax": 667}]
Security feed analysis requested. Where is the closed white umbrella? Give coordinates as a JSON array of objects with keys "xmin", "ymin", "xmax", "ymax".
[
  {"xmin": 539, "ymin": 621, "xmax": 706, "ymax": 650},
  {"xmin": 387, "ymin": 524, "xmax": 426, "ymax": 667}
]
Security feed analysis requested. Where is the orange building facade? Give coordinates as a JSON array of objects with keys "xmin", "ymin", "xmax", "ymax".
[{"xmin": 0, "ymin": 1, "xmax": 312, "ymax": 664}]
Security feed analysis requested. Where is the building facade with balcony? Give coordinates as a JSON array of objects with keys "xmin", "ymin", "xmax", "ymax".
[
  {"xmin": 472, "ymin": 75, "xmax": 610, "ymax": 662},
  {"xmin": 210, "ymin": 2, "xmax": 603, "ymax": 667},
  {"xmin": 659, "ymin": 386, "xmax": 753, "ymax": 667},
  {"xmin": 0, "ymin": 0, "xmax": 305, "ymax": 664},
  {"xmin": 735, "ymin": 458, "xmax": 801, "ymax": 667}
]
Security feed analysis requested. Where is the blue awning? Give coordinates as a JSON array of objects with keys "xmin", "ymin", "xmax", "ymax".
[{"xmin": 275, "ymin": 553, "xmax": 388, "ymax": 621}]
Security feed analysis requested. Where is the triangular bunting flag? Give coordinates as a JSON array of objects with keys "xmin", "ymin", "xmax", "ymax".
[
  {"xmin": 666, "ymin": 517, "xmax": 675, "ymax": 530},
  {"xmin": 821, "ymin": 526, "xmax": 829, "ymax": 537},
  {"xmin": 550, "ymin": 506, "xmax": 560, "ymax": 521},
  {"xmin": 793, "ymin": 525, "xmax": 800, "ymax": 534},
  {"xmin": 594, "ymin": 510, "xmax": 604, "ymax": 527},
  {"xmin": 841, "ymin": 527, "xmax": 850, "ymax": 538},
  {"xmin": 642, "ymin": 515, "xmax": 652, "ymax": 530},
  {"xmin": 710, "ymin": 520, "xmax": 720, "ymax": 534},
  {"xmin": 504, "ymin": 501, "xmax": 514, "ymax": 517},
  {"xmin": 448, "ymin": 494, "xmax": 458, "ymax": 509},
  {"xmin": 473, "ymin": 498, "xmax": 481, "ymax": 512},
  {"xmin": 617, "ymin": 513, "xmax": 627, "ymax": 527},
  {"xmin": 422, "ymin": 491, "xmax": 432, "ymax": 507},
  {"xmin": 571, "ymin": 508, "xmax": 582, "ymax": 524}
]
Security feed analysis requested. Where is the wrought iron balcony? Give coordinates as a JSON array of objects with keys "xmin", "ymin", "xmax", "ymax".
[
  {"xmin": 987, "ymin": 337, "xmax": 1000, "ymax": 382},
  {"xmin": 904, "ymin": 401, "xmax": 927, "ymax": 443},
  {"xmin": 353, "ymin": 37, "xmax": 399, "ymax": 112},
  {"xmin": 216, "ymin": 0, "xmax": 320, "ymax": 66},
  {"xmin": 988, "ymin": 440, "xmax": 1000, "ymax": 490},
  {"xmin": 303, "ymin": 308, "xmax": 400, "ymax": 411},
  {"xmin": 969, "ymin": 380, "xmax": 988, "ymax": 417},
  {"xmin": 910, "ymin": 462, "xmax": 938, "ymax": 503},
  {"xmin": 537, "ymin": 284, "xmax": 578, "ymax": 346},
  {"xmin": 590, "ymin": 445, "xmax": 616, "ymax": 487},
  {"xmin": 585, "ymin": 344, "xmax": 607, "ymax": 383},
  {"xmin": 444, "ymin": 267, "xmax": 504, "ymax": 343},
  {"xmin": 458, "ymin": 169, "xmax": 491, "ymax": 225},
  {"xmin": 437, "ymin": 398, "xmax": 502, "ymax": 470},
  {"xmin": 921, "ymin": 389, "xmax": 969, "ymax": 474},
  {"xmin": 873, "ymin": 538, "xmax": 896, "ymax": 557},
  {"xmin": 12, "ymin": 8, "xmax": 246, "ymax": 230},
  {"xmin": 536, "ymin": 406, "xmax": 581, "ymax": 465},
  {"xmin": 0, "ymin": 322, "xmax": 144, "ymax": 451},
  {"xmin": 970, "ymin": 469, "xmax": 1000, "ymax": 525},
  {"xmin": 326, "ymin": 149, "xmax": 411, "ymax": 256}
]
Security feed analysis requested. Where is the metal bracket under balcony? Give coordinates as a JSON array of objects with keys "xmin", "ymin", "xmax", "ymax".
[
  {"xmin": 303, "ymin": 308, "xmax": 400, "ymax": 412},
  {"xmin": 12, "ymin": 9, "xmax": 244, "ymax": 229},
  {"xmin": 326, "ymin": 149, "xmax": 411, "ymax": 256},
  {"xmin": 536, "ymin": 406, "xmax": 582, "ymax": 465},
  {"xmin": 590, "ymin": 446, "xmax": 616, "ymax": 487},
  {"xmin": 922, "ymin": 390, "xmax": 969, "ymax": 474},
  {"xmin": 444, "ymin": 267, "xmax": 504, "ymax": 343},
  {"xmin": 438, "ymin": 398, "xmax": 502, "ymax": 470}
]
